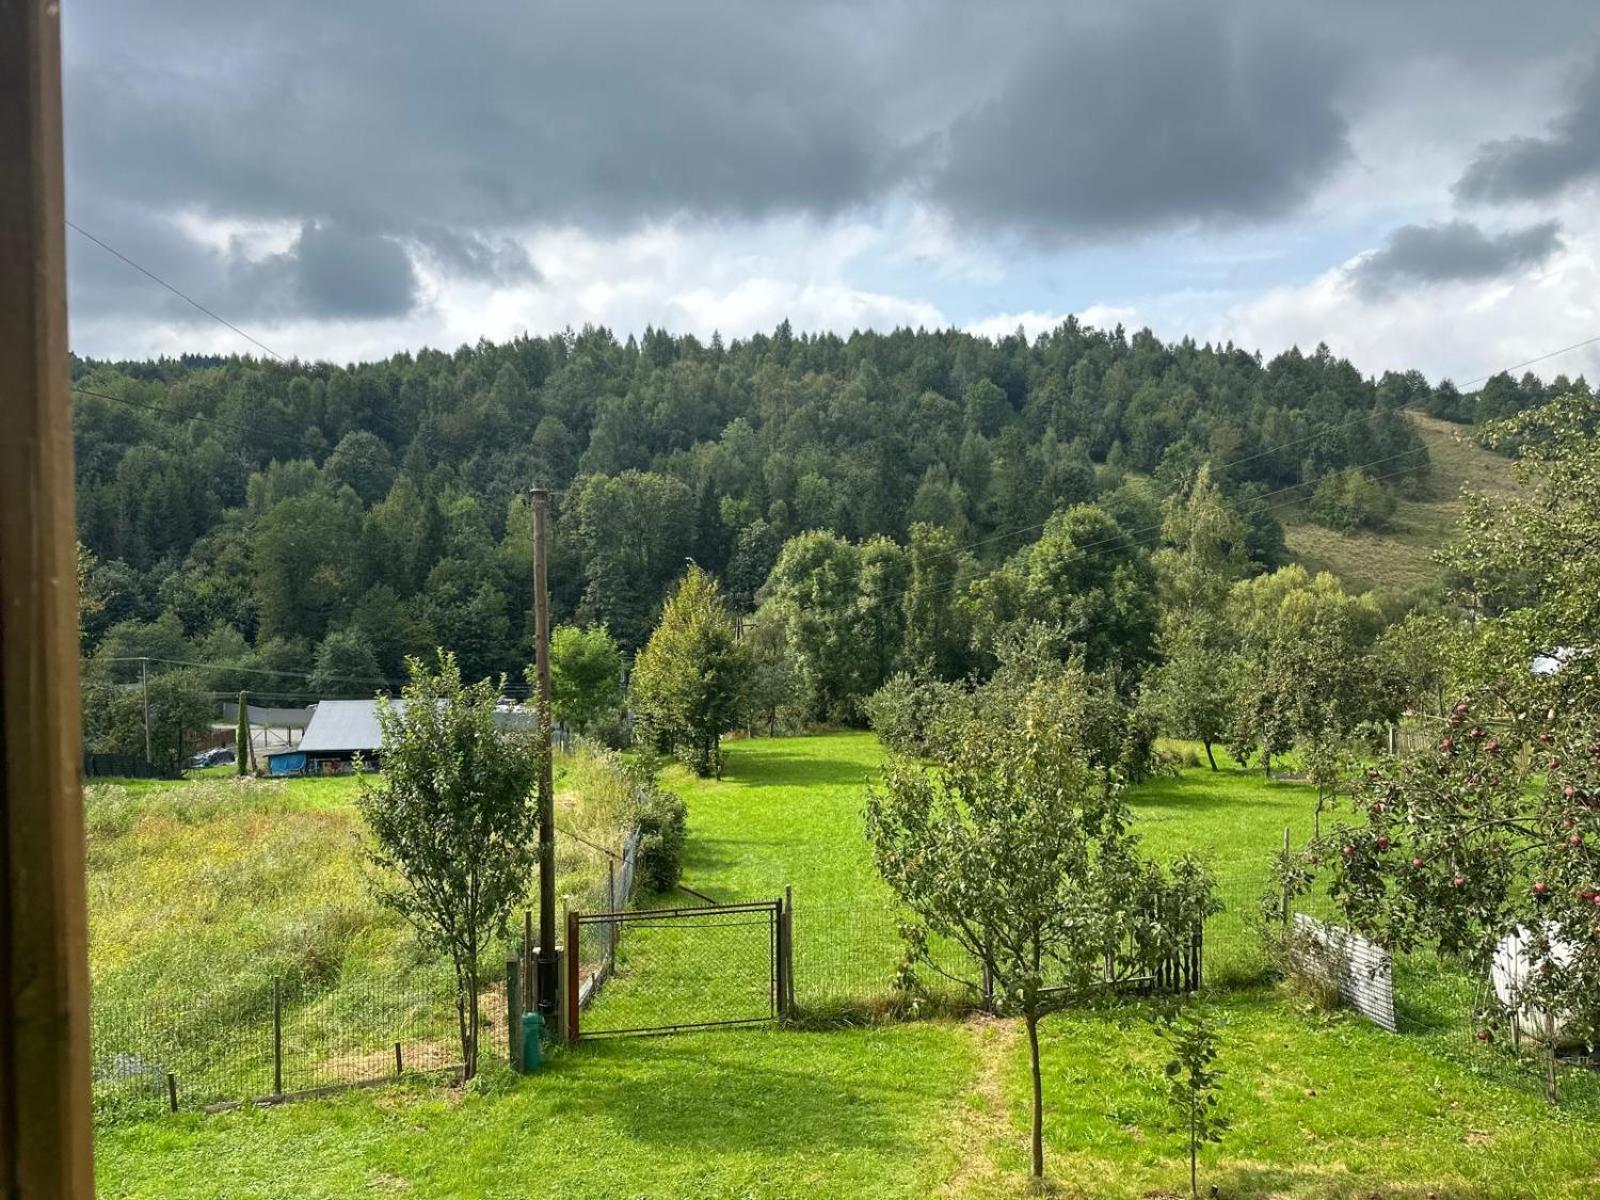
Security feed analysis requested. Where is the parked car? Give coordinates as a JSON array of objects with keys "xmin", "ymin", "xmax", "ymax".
[{"xmin": 190, "ymin": 747, "xmax": 236, "ymax": 769}]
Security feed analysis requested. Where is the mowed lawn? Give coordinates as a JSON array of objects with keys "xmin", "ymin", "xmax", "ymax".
[{"xmin": 97, "ymin": 732, "xmax": 1600, "ymax": 1198}]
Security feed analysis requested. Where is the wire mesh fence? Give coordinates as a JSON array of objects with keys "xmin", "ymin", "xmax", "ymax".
[
  {"xmin": 575, "ymin": 901, "xmax": 783, "ymax": 1037},
  {"xmin": 787, "ymin": 892, "xmax": 1205, "ymax": 1015},
  {"xmin": 91, "ymin": 970, "xmax": 510, "ymax": 1121}
]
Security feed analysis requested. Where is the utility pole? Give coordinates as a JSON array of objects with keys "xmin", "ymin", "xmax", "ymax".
[
  {"xmin": 141, "ymin": 656, "xmax": 152, "ymax": 767},
  {"xmin": 237, "ymin": 689, "xmax": 251, "ymax": 776},
  {"xmin": 531, "ymin": 485, "xmax": 557, "ymax": 1023}
]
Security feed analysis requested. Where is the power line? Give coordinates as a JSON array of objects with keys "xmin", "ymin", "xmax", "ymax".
[
  {"xmin": 1456, "ymin": 333, "xmax": 1600, "ymax": 391},
  {"xmin": 102, "ymin": 654, "xmax": 404, "ymax": 691},
  {"xmin": 103, "ymin": 654, "xmax": 537, "ymax": 698},
  {"xmin": 67, "ymin": 220, "xmax": 286, "ymax": 361},
  {"xmin": 72, "ymin": 385, "xmax": 309, "ymax": 450}
]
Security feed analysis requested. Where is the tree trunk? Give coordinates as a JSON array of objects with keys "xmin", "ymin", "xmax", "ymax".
[
  {"xmin": 1263, "ymin": 749, "xmax": 1271, "ymax": 779},
  {"xmin": 466, "ymin": 960, "xmax": 480, "ymax": 1078},
  {"xmin": 1189, "ymin": 1101, "xmax": 1198, "ymax": 1198},
  {"xmin": 453, "ymin": 979, "xmax": 471, "ymax": 1079},
  {"xmin": 1026, "ymin": 1010, "xmax": 1044, "ymax": 1180},
  {"xmin": 1203, "ymin": 739, "xmax": 1217, "ymax": 771}
]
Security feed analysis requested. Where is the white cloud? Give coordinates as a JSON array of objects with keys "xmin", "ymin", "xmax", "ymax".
[
  {"xmin": 964, "ymin": 305, "xmax": 1140, "ymax": 341},
  {"xmin": 69, "ymin": 215, "xmax": 952, "ymax": 360},
  {"xmin": 1191, "ymin": 231, "xmax": 1600, "ymax": 383}
]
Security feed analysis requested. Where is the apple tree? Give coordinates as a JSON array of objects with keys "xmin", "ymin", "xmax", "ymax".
[
  {"xmin": 866, "ymin": 673, "xmax": 1218, "ymax": 1180},
  {"xmin": 1291, "ymin": 395, "xmax": 1600, "ymax": 1052}
]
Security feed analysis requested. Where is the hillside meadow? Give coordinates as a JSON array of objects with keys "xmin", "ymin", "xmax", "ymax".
[{"xmin": 1283, "ymin": 412, "xmax": 1519, "ymax": 594}]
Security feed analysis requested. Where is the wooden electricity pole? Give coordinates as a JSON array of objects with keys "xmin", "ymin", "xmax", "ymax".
[
  {"xmin": 530, "ymin": 486, "xmax": 557, "ymax": 1022},
  {"xmin": 1, "ymin": 0, "xmax": 96, "ymax": 1191}
]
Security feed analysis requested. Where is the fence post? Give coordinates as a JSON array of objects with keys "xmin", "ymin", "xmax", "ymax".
[
  {"xmin": 783, "ymin": 884, "xmax": 795, "ymax": 1013},
  {"xmin": 272, "ymin": 977, "xmax": 283, "ymax": 1097},
  {"xmin": 506, "ymin": 957, "xmax": 523, "ymax": 1072},
  {"xmin": 773, "ymin": 898, "xmax": 787, "ymax": 1019},
  {"xmin": 566, "ymin": 910, "xmax": 581, "ymax": 1044},
  {"xmin": 608, "ymin": 859, "xmax": 617, "ymax": 977},
  {"xmin": 1281, "ymin": 826, "xmax": 1292, "ymax": 929},
  {"xmin": 166, "ymin": 1072, "xmax": 178, "ymax": 1113},
  {"xmin": 394, "ymin": 1042, "xmax": 403, "ymax": 1077}
]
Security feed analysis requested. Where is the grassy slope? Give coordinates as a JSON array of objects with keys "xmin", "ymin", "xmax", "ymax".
[
  {"xmin": 97, "ymin": 733, "xmax": 1600, "ymax": 1198},
  {"xmin": 87, "ymin": 754, "xmax": 634, "ymax": 1114},
  {"xmin": 1285, "ymin": 412, "xmax": 1519, "ymax": 595}
]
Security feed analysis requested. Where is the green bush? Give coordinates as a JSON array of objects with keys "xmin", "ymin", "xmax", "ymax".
[
  {"xmin": 864, "ymin": 673, "xmax": 967, "ymax": 759},
  {"xmin": 635, "ymin": 785, "xmax": 688, "ymax": 895},
  {"xmin": 1308, "ymin": 467, "xmax": 1397, "ymax": 533}
]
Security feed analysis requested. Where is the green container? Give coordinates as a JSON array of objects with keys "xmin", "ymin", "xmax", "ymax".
[{"xmin": 521, "ymin": 1012, "xmax": 545, "ymax": 1071}]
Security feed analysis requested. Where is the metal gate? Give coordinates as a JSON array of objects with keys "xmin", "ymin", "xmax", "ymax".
[{"xmin": 566, "ymin": 899, "xmax": 791, "ymax": 1040}]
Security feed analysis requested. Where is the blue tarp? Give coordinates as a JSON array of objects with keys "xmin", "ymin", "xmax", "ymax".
[{"xmin": 267, "ymin": 752, "xmax": 307, "ymax": 776}]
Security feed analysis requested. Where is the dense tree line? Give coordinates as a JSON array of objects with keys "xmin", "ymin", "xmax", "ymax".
[{"xmin": 71, "ymin": 321, "xmax": 1544, "ymax": 721}]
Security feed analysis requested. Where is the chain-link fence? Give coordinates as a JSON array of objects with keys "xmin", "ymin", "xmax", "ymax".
[
  {"xmin": 92, "ymin": 969, "xmax": 510, "ymax": 1121},
  {"xmin": 575, "ymin": 901, "xmax": 783, "ymax": 1037}
]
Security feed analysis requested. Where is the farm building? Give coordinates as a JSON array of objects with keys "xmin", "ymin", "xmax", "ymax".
[{"xmin": 266, "ymin": 699, "xmax": 537, "ymax": 775}]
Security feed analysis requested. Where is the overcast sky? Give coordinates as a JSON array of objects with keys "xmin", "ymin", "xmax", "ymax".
[{"xmin": 62, "ymin": 1, "xmax": 1600, "ymax": 384}]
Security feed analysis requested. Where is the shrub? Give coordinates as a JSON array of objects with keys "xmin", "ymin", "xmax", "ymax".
[
  {"xmin": 864, "ymin": 672, "xmax": 967, "ymax": 759},
  {"xmin": 1308, "ymin": 468, "xmax": 1397, "ymax": 532},
  {"xmin": 635, "ymin": 785, "xmax": 688, "ymax": 895}
]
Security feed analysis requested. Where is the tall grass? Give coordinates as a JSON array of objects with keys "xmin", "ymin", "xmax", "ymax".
[{"xmin": 89, "ymin": 746, "xmax": 638, "ymax": 1119}]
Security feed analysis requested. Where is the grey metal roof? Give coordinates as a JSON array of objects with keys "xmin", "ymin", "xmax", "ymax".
[
  {"xmin": 220, "ymin": 702, "xmax": 314, "ymax": 729},
  {"xmin": 297, "ymin": 699, "xmax": 535, "ymax": 753},
  {"xmin": 297, "ymin": 699, "xmax": 399, "ymax": 753}
]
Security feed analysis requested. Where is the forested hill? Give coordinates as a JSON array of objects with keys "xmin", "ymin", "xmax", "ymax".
[{"xmin": 72, "ymin": 320, "xmax": 1562, "ymax": 696}]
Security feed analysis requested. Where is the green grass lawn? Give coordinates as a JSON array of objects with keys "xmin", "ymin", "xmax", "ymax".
[{"xmin": 95, "ymin": 731, "xmax": 1600, "ymax": 1198}]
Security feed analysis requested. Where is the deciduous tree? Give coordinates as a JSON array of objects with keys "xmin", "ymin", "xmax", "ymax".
[
  {"xmin": 358, "ymin": 655, "xmax": 543, "ymax": 1078},
  {"xmin": 866, "ymin": 678, "xmax": 1217, "ymax": 1180}
]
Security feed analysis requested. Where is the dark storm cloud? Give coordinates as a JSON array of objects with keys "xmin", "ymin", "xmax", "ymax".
[
  {"xmin": 66, "ymin": 207, "xmax": 419, "ymax": 324},
  {"xmin": 64, "ymin": 1, "xmax": 895, "ymax": 235},
  {"xmin": 1350, "ymin": 219, "xmax": 1563, "ymax": 295},
  {"xmin": 280, "ymin": 224, "xmax": 419, "ymax": 319},
  {"xmin": 931, "ymin": 8, "xmax": 1352, "ymax": 238},
  {"xmin": 1455, "ymin": 53, "xmax": 1600, "ymax": 203},
  {"xmin": 59, "ymin": 0, "xmax": 1600, "ymax": 333}
]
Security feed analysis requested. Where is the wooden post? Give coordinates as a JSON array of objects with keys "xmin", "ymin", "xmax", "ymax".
[
  {"xmin": 505, "ymin": 957, "xmax": 522, "ymax": 1072},
  {"xmin": 783, "ymin": 885, "xmax": 796, "ymax": 1013},
  {"xmin": 566, "ymin": 909, "xmax": 581, "ymax": 1044},
  {"xmin": 236, "ymin": 689, "xmax": 251, "ymax": 776},
  {"xmin": 1, "ymin": 0, "xmax": 94, "ymax": 1188},
  {"xmin": 166, "ymin": 1073, "xmax": 178, "ymax": 1114},
  {"xmin": 273, "ymin": 977, "xmax": 284, "ymax": 1096},
  {"xmin": 531, "ymin": 486, "xmax": 558, "ymax": 1026},
  {"xmin": 394, "ymin": 1042, "xmax": 403, "ymax": 1077},
  {"xmin": 141, "ymin": 656, "xmax": 152, "ymax": 767},
  {"xmin": 1281, "ymin": 826, "xmax": 1293, "ymax": 928},
  {"xmin": 607, "ymin": 859, "xmax": 617, "ymax": 976}
]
